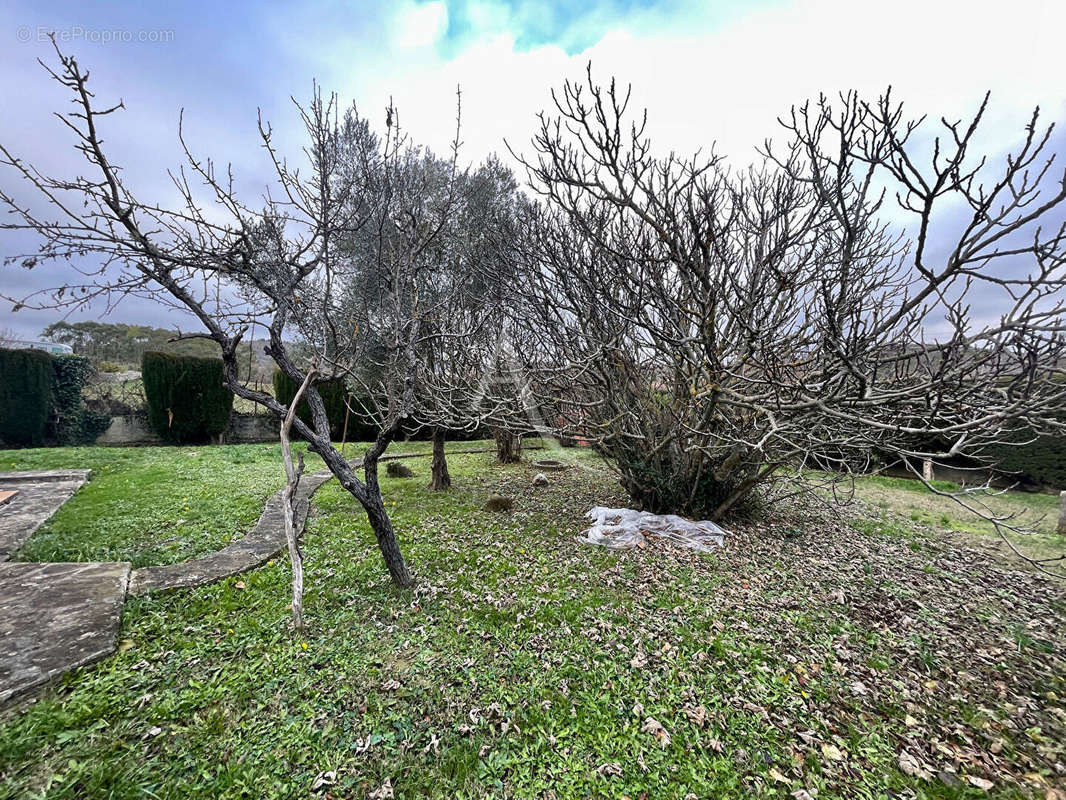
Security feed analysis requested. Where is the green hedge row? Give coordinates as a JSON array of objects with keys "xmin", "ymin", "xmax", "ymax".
[
  {"xmin": 272, "ymin": 371, "xmax": 378, "ymax": 441},
  {"xmin": 143, "ymin": 352, "xmax": 233, "ymax": 443},
  {"xmin": 985, "ymin": 429, "xmax": 1066, "ymax": 490},
  {"xmin": 0, "ymin": 348, "xmax": 110, "ymax": 447},
  {"xmin": 0, "ymin": 348, "xmax": 53, "ymax": 446}
]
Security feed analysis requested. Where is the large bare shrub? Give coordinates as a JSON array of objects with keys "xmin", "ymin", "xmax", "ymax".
[{"xmin": 513, "ymin": 72, "xmax": 1066, "ymax": 552}]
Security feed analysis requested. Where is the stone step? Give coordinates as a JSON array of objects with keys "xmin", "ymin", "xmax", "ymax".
[{"xmin": 0, "ymin": 469, "xmax": 92, "ymax": 485}]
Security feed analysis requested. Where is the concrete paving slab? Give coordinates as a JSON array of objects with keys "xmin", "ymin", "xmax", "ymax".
[
  {"xmin": 0, "ymin": 561, "xmax": 130, "ymax": 705},
  {"xmin": 0, "ymin": 470, "xmax": 91, "ymax": 561}
]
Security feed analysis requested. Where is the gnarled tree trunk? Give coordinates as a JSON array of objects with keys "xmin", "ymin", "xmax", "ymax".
[
  {"xmin": 494, "ymin": 428, "xmax": 522, "ymax": 463},
  {"xmin": 363, "ymin": 492, "xmax": 413, "ymax": 587},
  {"xmin": 428, "ymin": 427, "xmax": 451, "ymax": 491},
  {"xmin": 314, "ymin": 435, "xmax": 415, "ymax": 589}
]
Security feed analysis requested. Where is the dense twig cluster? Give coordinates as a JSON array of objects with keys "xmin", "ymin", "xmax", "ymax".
[{"xmin": 510, "ymin": 70, "xmax": 1065, "ymax": 564}]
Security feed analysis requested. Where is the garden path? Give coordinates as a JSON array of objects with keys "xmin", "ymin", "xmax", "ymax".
[{"xmin": 0, "ymin": 447, "xmax": 506, "ymax": 705}]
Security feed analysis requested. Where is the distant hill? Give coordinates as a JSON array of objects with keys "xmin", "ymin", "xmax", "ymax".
[{"xmin": 41, "ymin": 321, "xmax": 275, "ymax": 381}]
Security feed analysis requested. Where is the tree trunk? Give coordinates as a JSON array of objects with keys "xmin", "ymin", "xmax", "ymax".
[
  {"xmin": 280, "ymin": 369, "xmax": 315, "ymax": 631},
  {"xmin": 313, "ymin": 432, "xmax": 415, "ymax": 590},
  {"xmin": 428, "ymin": 427, "xmax": 451, "ymax": 491},
  {"xmin": 711, "ymin": 463, "xmax": 779, "ymax": 520},
  {"xmin": 494, "ymin": 428, "xmax": 522, "ymax": 463},
  {"xmin": 1058, "ymin": 491, "xmax": 1066, "ymax": 537},
  {"xmin": 280, "ymin": 472, "xmax": 306, "ymax": 630},
  {"xmin": 363, "ymin": 491, "xmax": 414, "ymax": 587},
  {"xmin": 922, "ymin": 459, "xmax": 934, "ymax": 482}
]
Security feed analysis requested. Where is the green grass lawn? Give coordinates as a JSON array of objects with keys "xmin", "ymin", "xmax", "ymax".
[
  {"xmin": 848, "ymin": 474, "xmax": 1066, "ymax": 570},
  {"xmin": 1, "ymin": 445, "xmax": 1063, "ymax": 799},
  {"xmin": 1, "ymin": 441, "xmax": 444, "ymax": 567},
  {"xmin": 2, "ymin": 444, "xmax": 305, "ymax": 567}
]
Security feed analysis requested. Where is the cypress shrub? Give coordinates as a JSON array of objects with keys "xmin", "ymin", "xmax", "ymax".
[
  {"xmin": 143, "ymin": 352, "xmax": 233, "ymax": 443},
  {"xmin": 273, "ymin": 370, "xmax": 378, "ymax": 441},
  {"xmin": 0, "ymin": 347, "xmax": 53, "ymax": 447},
  {"xmin": 50, "ymin": 354, "xmax": 111, "ymax": 445}
]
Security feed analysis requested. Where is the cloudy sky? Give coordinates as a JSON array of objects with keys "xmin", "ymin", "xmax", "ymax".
[{"xmin": 1, "ymin": 0, "xmax": 1064, "ymax": 338}]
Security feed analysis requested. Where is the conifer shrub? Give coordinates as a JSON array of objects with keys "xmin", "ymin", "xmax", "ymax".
[
  {"xmin": 0, "ymin": 347, "xmax": 53, "ymax": 446},
  {"xmin": 143, "ymin": 352, "xmax": 233, "ymax": 443},
  {"xmin": 272, "ymin": 371, "xmax": 377, "ymax": 441}
]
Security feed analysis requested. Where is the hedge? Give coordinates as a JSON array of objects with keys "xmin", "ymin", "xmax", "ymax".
[
  {"xmin": 273, "ymin": 371, "xmax": 378, "ymax": 441},
  {"xmin": 985, "ymin": 428, "xmax": 1066, "ymax": 490},
  {"xmin": 143, "ymin": 352, "xmax": 233, "ymax": 443},
  {"xmin": 0, "ymin": 347, "xmax": 53, "ymax": 447},
  {"xmin": 51, "ymin": 354, "xmax": 111, "ymax": 445}
]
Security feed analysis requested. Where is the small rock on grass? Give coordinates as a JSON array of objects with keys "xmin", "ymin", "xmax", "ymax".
[
  {"xmin": 484, "ymin": 495, "xmax": 514, "ymax": 512},
  {"xmin": 532, "ymin": 473, "xmax": 549, "ymax": 487},
  {"xmin": 386, "ymin": 462, "xmax": 414, "ymax": 478}
]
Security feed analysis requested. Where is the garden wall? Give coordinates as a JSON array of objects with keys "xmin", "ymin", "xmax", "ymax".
[{"xmin": 93, "ymin": 413, "xmax": 278, "ymax": 446}]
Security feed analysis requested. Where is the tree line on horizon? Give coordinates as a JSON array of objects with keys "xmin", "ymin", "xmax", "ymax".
[{"xmin": 41, "ymin": 321, "xmax": 273, "ymax": 380}]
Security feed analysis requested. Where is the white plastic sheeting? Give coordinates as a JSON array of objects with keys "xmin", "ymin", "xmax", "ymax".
[{"xmin": 578, "ymin": 506, "xmax": 727, "ymax": 552}]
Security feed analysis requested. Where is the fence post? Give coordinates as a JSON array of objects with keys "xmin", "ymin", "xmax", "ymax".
[{"xmin": 922, "ymin": 459, "xmax": 934, "ymax": 482}]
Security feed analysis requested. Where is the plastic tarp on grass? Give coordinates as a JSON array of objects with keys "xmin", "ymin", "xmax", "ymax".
[{"xmin": 578, "ymin": 506, "xmax": 727, "ymax": 552}]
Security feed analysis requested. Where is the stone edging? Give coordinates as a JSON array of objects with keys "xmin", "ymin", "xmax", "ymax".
[
  {"xmin": 126, "ymin": 470, "xmax": 333, "ymax": 596},
  {"xmin": 0, "ymin": 469, "xmax": 92, "ymax": 485},
  {"xmin": 127, "ymin": 446, "xmax": 509, "ymax": 596}
]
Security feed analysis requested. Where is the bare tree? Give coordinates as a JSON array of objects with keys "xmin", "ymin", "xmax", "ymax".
[
  {"xmin": 512, "ymin": 69, "xmax": 1066, "ymax": 565},
  {"xmin": 0, "ymin": 41, "xmax": 474, "ymax": 589}
]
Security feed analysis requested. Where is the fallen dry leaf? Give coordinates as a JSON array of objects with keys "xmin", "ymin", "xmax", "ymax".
[
  {"xmin": 311, "ymin": 771, "xmax": 336, "ymax": 791},
  {"xmin": 821, "ymin": 743, "xmax": 844, "ymax": 761},
  {"xmin": 368, "ymin": 778, "xmax": 393, "ymax": 800},
  {"xmin": 898, "ymin": 750, "xmax": 931, "ymax": 781},
  {"xmin": 641, "ymin": 717, "xmax": 671, "ymax": 748},
  {"xmin": 681, "ymin": 703, "xmax": 708, "ymax": 728}
]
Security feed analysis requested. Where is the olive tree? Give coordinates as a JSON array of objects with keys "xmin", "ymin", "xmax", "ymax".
[{"xmin": 325, "ymin": 137, "xmax": 530, "ymax": 488}]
